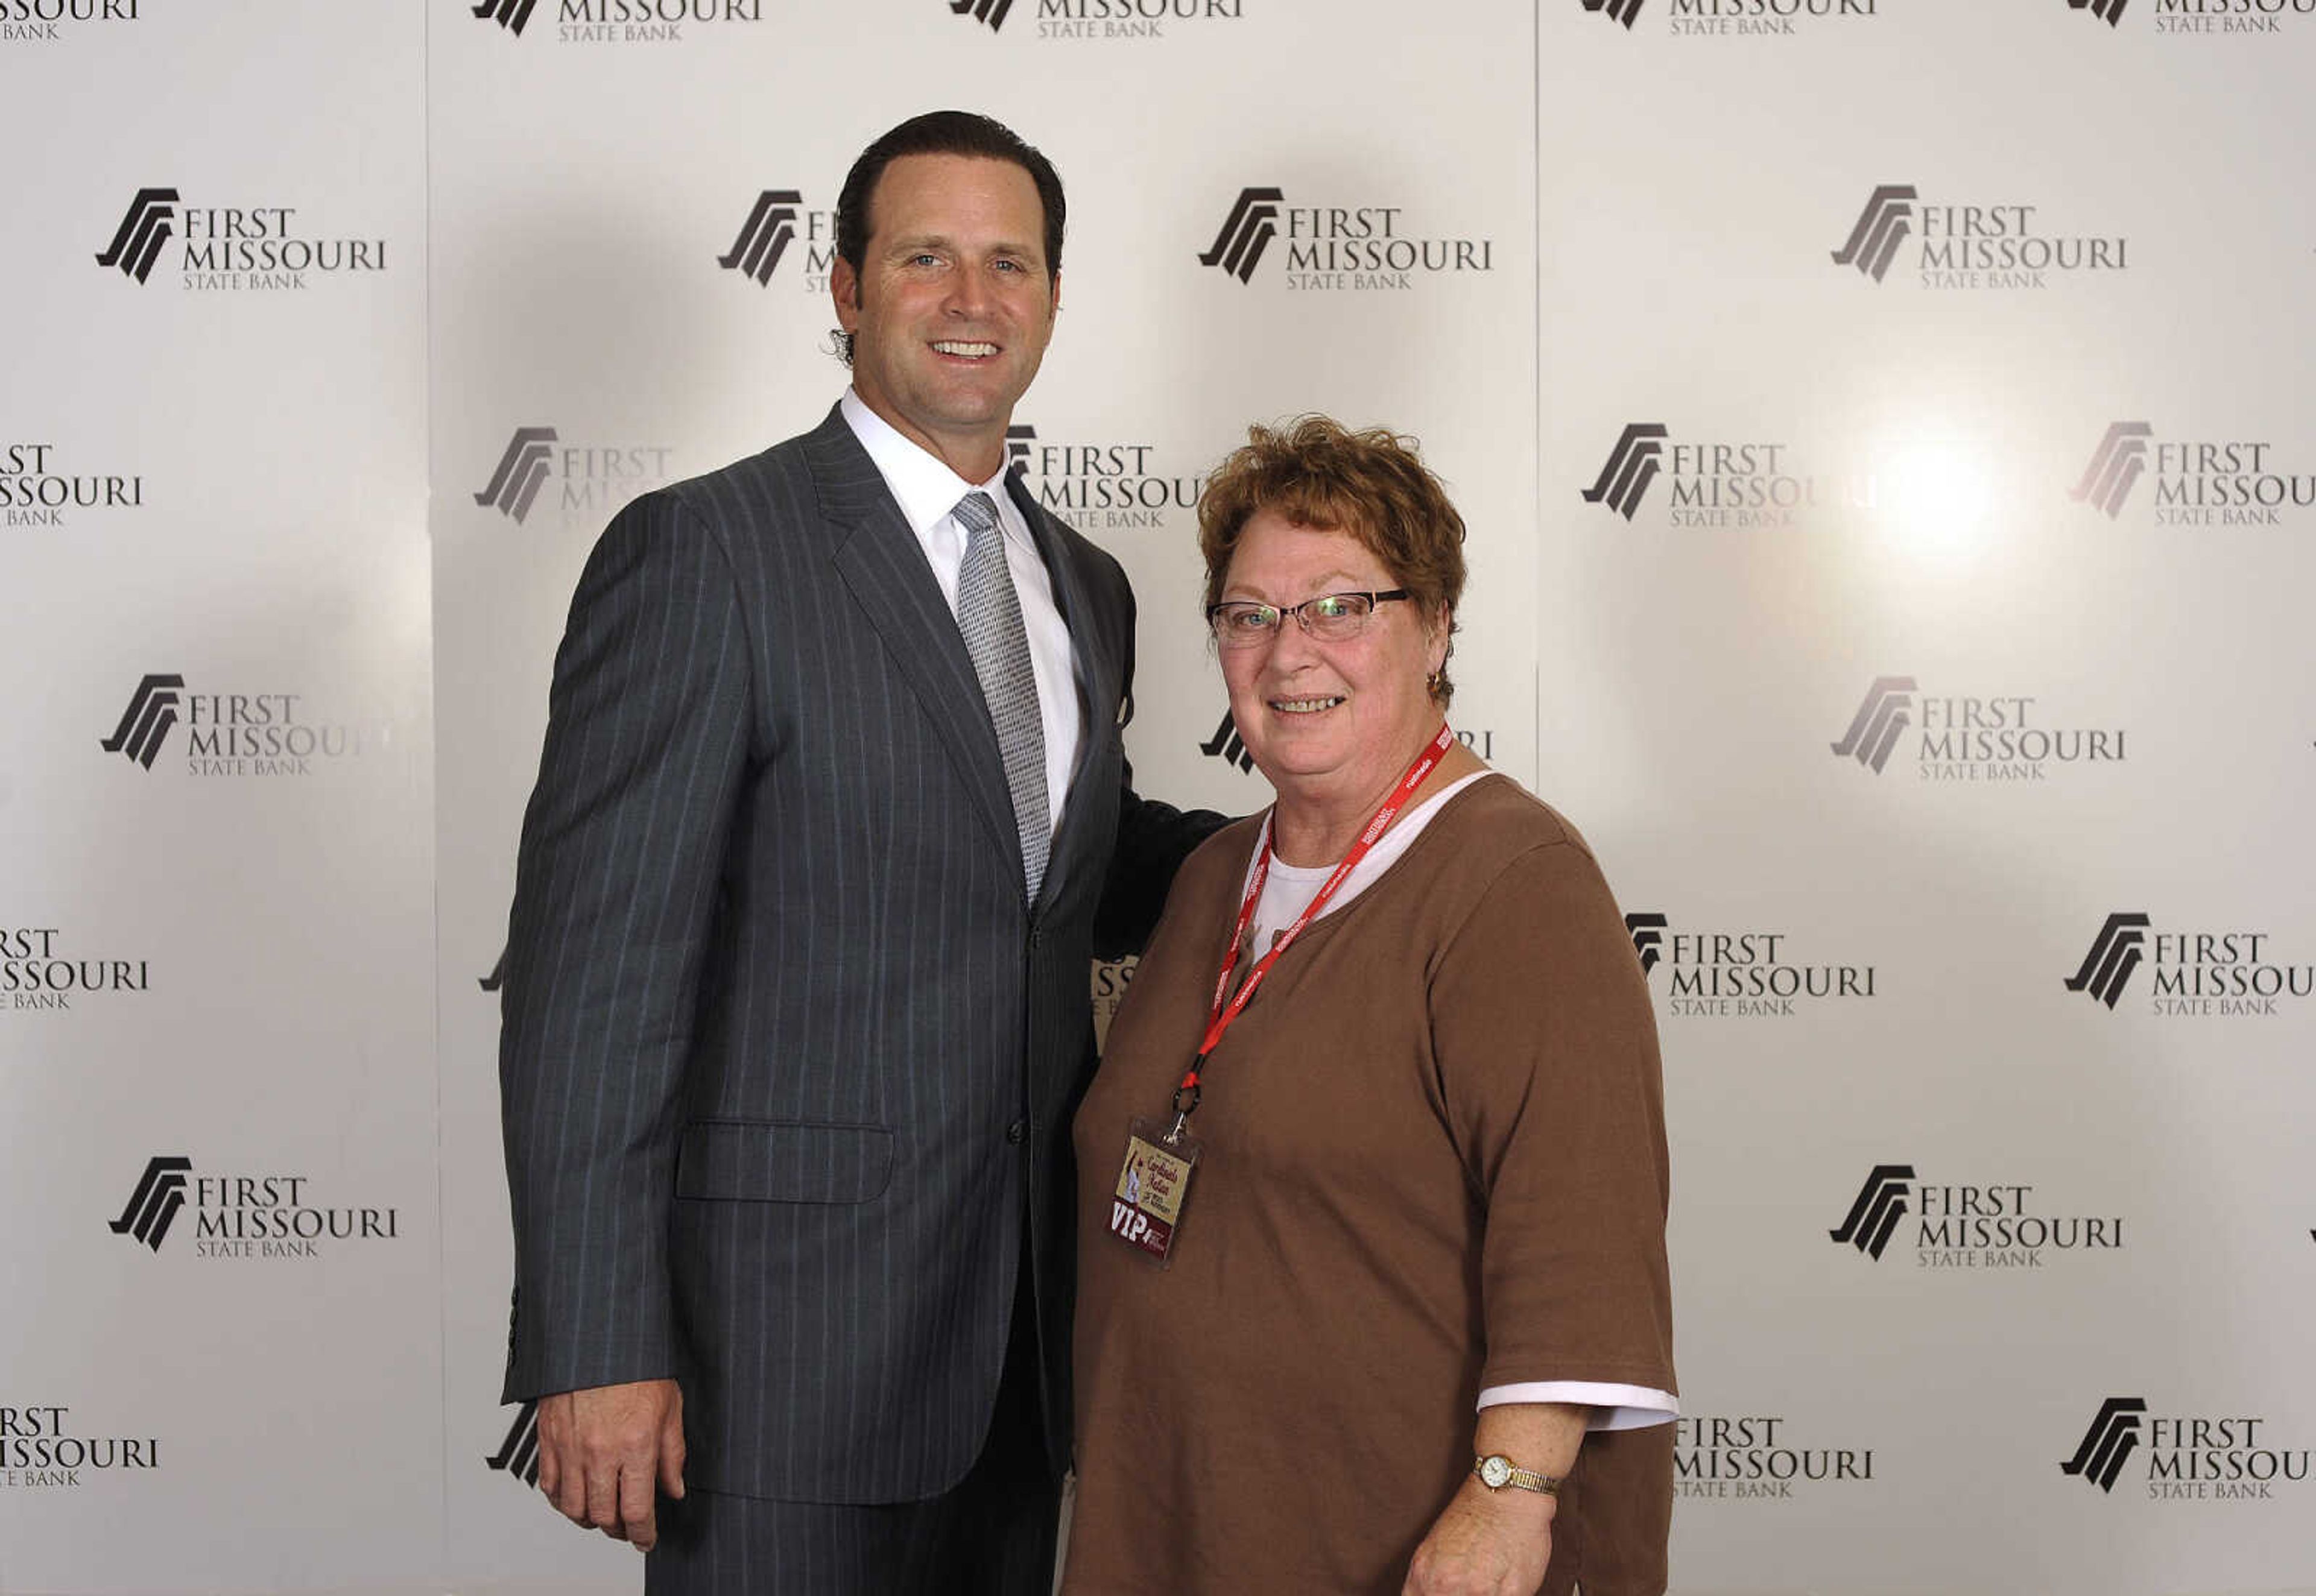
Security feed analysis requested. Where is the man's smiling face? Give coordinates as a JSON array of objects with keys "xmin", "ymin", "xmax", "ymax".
[{"xmin": 832, "ymin": 152, "xmax": 1060, "ymax": 481}]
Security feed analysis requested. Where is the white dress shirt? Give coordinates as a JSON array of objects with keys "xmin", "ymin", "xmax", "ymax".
[
  {"xmin": 841, "ymin": 390, "xmax": 1081, "ymax": 833},
  {"xmin": 1243, "ymin": 769, "xmax": 1678, "ymax": 1433}
]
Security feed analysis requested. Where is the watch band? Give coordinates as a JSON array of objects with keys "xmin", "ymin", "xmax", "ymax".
[{"xmin": 1473, "ymin": 1452, "xmax": 1562, "ymax": 1495}]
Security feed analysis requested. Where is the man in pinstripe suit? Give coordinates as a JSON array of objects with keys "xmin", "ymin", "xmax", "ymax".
[{"xmin": 498, "ymin": 112, "xmax": 1220, "ymax": 1594}]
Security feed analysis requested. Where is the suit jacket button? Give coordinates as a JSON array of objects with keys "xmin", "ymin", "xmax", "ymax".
[{"xmin": 1006, "ymin": 1120, "xmax": 1028, "ymax": 1145}]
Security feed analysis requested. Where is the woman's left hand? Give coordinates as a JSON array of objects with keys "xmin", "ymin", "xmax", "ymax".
[{"xmin": 1402, "ymin": 1478, "xmax": 1555, "ymax": 1596}]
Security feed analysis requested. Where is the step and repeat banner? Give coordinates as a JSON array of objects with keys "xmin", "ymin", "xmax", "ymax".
[
  {"xmin": 4, "ymin": 2, "xmax": 2309, "ymax": 1593},
  {"xmin": 1539, "ymin": 4, "xmax": 2314, "ymax": 1594}
]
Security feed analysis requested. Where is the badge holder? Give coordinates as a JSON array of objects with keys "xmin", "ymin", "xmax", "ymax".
[{"xmin": 1106, "ymin": 1095, "xmax": 1202, "ymax": 1268}]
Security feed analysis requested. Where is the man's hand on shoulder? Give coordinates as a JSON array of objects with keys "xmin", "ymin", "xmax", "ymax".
[{"xmin": 534, "ymin": 1378, "xmax": 686, "ymax": 1551}]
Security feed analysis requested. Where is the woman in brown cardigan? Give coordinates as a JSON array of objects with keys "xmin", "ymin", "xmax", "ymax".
[{"xmin": 1063, "ymin": 418, "xmax": 1677, "ymax": 1596}]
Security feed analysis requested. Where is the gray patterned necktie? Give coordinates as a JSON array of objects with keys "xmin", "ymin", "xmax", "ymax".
[{"xmin": 952, "ymin": 491, "xmax": 1049, "ymax": 898}]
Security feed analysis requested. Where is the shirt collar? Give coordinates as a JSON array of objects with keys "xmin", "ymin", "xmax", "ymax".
[{"xmin": 840, "ymin": 388, "xmax": 1015, "ymax": 540}]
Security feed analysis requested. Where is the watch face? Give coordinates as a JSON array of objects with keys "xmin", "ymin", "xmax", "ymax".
[{"xmin": 1479, "ymin": 1456, "xmax": 1511, "ymax": 1488}]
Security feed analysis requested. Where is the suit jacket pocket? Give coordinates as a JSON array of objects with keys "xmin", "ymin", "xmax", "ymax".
[{"xmin": 674, "ymin": 1118, "xmax": 896, "ymax": 1205}]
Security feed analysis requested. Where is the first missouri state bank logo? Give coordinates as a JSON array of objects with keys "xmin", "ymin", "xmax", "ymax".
[
  {"xmin": 1198, "ymin": 710, "xmax": 1255, "ymax": 773},
  {"xmin": 100, "ymin": 674, "xmax": 365, "ymax": 776},
  {"xmin": 1830, "ymin": 186, "xmax": 1914, "ymax": 283},
  {"xmin": 1624, "ymin": 911, "xmax": 1876, "ymax": 1017},
  {"xmin": 2063, "ymin": 1399, "xmax": 2147, "ymax": 1492},
  {"xmin": 472, "ymin": 0, "xmax": 767, "ymax": 42},
  {"xmin": 1197, "ymin": 187, "xmax": 1493, "ymax": 291},
  {"xmin": 1675, "ymin": 1414, "xmax": 1875, "ymax": 1500},
  {"xmin": 472, "ymin": 0, "xmax": 539, "ymax": 30},
  {"xmin": 1829, "ymin": 1165, "xmax": 1912, "ymax": 1261},
  {"xmin": 1830, "ymin": 183, "xmax": 2125, "ymax": 289},
  {"xmin": 718, "ymin": 190, "xmax": 800, "ymax": 284},
  {"xmin": 1581, "ymin": 426, "xmax": 1665, "ymax": 519},
  {"xmin": 106, "ymin": 1155, "xmax": 400, "ymax": 1260},
  {"xmin": 1830, "ymin": 1164, "xmax": 2123, "ymax": 1268},
  {"xmin": 1005, "ymin": 422, "xmax": 1203, "ymax": 533},
  {"xmin": 2072, "ymin": 423, "xmax": 2151, "ymax": 517},
  {"xmin": 476, "ymin": 429, "xmax": 557, "ymax": 522},
  {"xmin": 2064, "ymin": 913, "xmax": 2150, "ymax": 1008},
  {"xmin": 1581, "ymin": 0, "xmax": 1879, "ymax": 33},
  {"xmin": 2061, "ymin": 1398, "xmax": 2309, "ymax": 1499},
  {"xmin": 2071, "ymin": 421, "xmax": 2313, "ymax": 525},
  {"xmin": 93, "ymin": 187, "xmax": 387, "ymax": 291},
  {"xmin": 475, "ymin": 426, "xmax": 675, "ymax": 523},
  {"xmin": 99, "ymin": 674, "xmax": 183, "ymax": 768},
  {"xmin": 92, "ymin": 188, "xmax": 176, "ymax": 283},
  {"xmin": 486, "ymin": 1401, "xmax": 542, "ymax": 1486},
  {"xmin": 2064, "ymin": 913, "xmax": 2313, "ymax": 1015},
  {"xmin": 1626, "ymin": 912, "xmax": 1665, "ymax": 974},
  {"xmin": 715, "ymin": 189, "xmax": 838, "ymax": 291},
  {"xmin": 0, "ymin": 1403, "xmax": 162, "ymax": 1490},
  {"xmin": 1830, "ymin": 677, "xmax": 2125, "ymax": 782},
  {"xmin": 4, "ymin": 441, "xmax": 146, "ymax": 529},
  {"xmin": 1830, "ymin": 677, "xmax": 1913, "ymax": 774},
  {"xmin": 1199, "ymin": 188, "xmax": 1283, "ymax": 282},
  {"xmin": 949, "ymin": 0, "xmax": 1247, "ymax": 37},
  {"xmin": 2, "ymin": 926, "xmax": 152, "ymax": 1014},
  {"xmin": 1579, "ymin": 423, "xmax": 1870, "ymax": 526},
  {"xmin": 107, "ymin": 1156, "xmax": 191, "ymax": 1250}
]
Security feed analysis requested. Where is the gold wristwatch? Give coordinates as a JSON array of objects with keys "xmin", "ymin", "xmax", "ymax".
[{"xmin": 1473, "ymin": 1453, "xmax": 1561, "ymax": 1495}]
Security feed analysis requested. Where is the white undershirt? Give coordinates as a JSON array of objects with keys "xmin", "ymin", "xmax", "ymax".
[
  {"xmin": 1239, "ymin": 769, "xmax": 1677, "ymax": 1433},
  {"xmin": 841, "ymin": 390, "xmax": 1079, "ymax": 830}
]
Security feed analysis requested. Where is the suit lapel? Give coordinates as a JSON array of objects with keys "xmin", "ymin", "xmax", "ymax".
[
  {"xmin": 808, "ymin": 409, "xmax": 1020, "ymax": 874},
  {"xmin": 1009, "ymin": 470, "xmax": 1120, "ymax": 913}
]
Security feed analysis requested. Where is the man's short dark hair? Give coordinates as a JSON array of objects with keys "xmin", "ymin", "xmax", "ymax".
[{"xmin": 835, "ymin": 110, "xmax": 1067, "ymax": 280}]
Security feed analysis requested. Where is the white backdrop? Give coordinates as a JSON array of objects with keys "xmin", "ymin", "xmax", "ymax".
[{"xmin": 4, "ymin": 1, "xmax": 2311, "ymax": 1593}]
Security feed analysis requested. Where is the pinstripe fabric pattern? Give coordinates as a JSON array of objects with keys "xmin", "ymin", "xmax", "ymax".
[
  {"xmin": 644, "ymin": 1443, "xmax": 1057, "ymax": 1596},
  {"xmin": 499, "ymin": 406, "xmax": 1218, "ymax": 1507},
  {"xmin": 647, "ymin": 1448, "xmax": 1057, "ymax": 1595},
  {"xmin": 647, "ymin": 1229, "xmax": 1060, "ymax": 1595}
]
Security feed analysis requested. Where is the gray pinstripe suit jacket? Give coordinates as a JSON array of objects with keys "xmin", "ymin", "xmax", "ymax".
[{"xmin": 498, "ymin": 405, "xmax": 1214, "ymax": 1503}]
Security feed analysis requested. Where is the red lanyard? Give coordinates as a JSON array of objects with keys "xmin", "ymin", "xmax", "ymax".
[{"xmin": 1169, "ymin": 724, "xmax": 1455, "ymax": 1122}]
